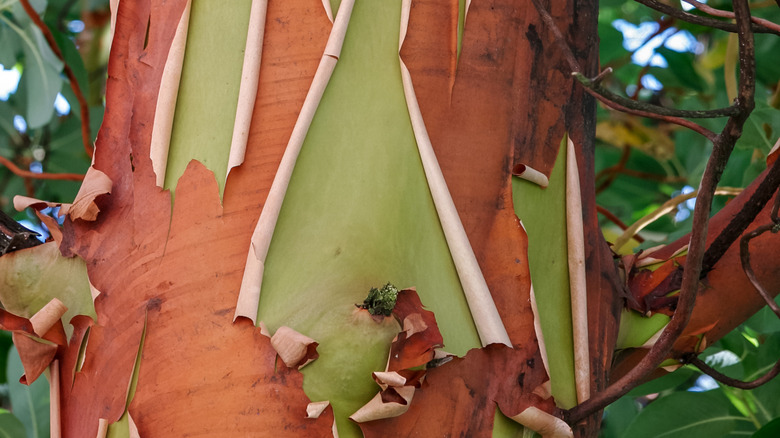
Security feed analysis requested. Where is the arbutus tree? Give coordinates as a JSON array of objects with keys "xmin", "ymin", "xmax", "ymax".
[{"xmin": 0, "ymin": 0, "xmax": 779, "ymax": 437}]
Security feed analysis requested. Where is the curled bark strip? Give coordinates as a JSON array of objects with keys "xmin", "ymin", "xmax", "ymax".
[
  {"xmin": 636, "ymin": 0, "xmax": 780, "ymax": 36},
  {"xmin": 234, "ymin": 0, "xmax": 354, "ymax": 323},
  {"xmin": 686, "ymin": 355, "xmax": 780, "ymax": 390},
  {"xmin": 398, "ymin": 0, "xmax": 511, "ymax": 347},
  {"xmin": 566, "ymin": 137, "xmax": 590, "ymax": 403},
  {"xmin": 510, "ymin": 406, "xmax": 573, "ymax": 438},
  {"xmin": 18, "ymin": 0, "xmax": 93, "ymax": 158},
  {"xmin": 50, "ymin": 359, "xmax": 61, "ymax": 438},
  {"xmin": 227, "ymin": 0, "xmax": 269, "ymax": 176},
  {"xmin": 513, "ymin": 164, "xmax": 550, "ymax": 188},
  {"xmin": 149, "ymin": 0, "xmax": 192, "ymax": 187}
]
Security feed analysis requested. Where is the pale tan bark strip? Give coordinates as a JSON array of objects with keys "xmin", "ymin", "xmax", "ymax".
[
  {"xmin": 612, "ymin": 187, "xmax": 742, "ymax": 252},
  {"xmin": 149, "ymin": 0, "xmax": 192, "ymax": 187},
  {"xmin": 30, "ymin": 298, "xmax": 67, "ymax": 337},
  {"xmin": 50, "ymin": 360, "xmax": 61, "ymax": 438},
  {"xmin": 513, "ymin": 164, "xmax": 549, "ymax": 188},
  {"xmin": 95, "ymin": 418, "xmax": 108, "ymax": 438},
  {"xmin": 234, "ymin": 0, "xmax": 355, "ymax": 323},
  {"xmin": 227, "ymin": 0, "xmax": 269, "ymax": 176},
  {"xmin": 398, "ymin": 0, "xmax": 511, "ymax": 347},
  {"xmin": 510, "ymin": 406, "xmax": 573, "ymax": 438},
  {"xmin": 565, "ymin": 136, "xmax": 590, "ymax": 404}
]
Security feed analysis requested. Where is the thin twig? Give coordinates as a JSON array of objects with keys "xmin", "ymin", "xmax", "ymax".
[
  {"xmin": 0, "ymin": 156, "xmax": 85, "ymax": 181},
  {"xmin": 701, "ymin": 156, "xmax": 780, "ymax": 276},
  {"xmin": 740, "ymin": 195, "xmax": 780, "ymax": 318},
  {"xmin": 595, "ymin": 145, "xmax": 631, "ymax": 194},
  {"xmin": 612, "ymin": 187, "xmax": 742, "ymax": 252},
  {"xmin": 686, "ymin": 355, "xmax": 780, "ymax": 389},
  {"xmin": 566, "ymin": 0, "xmax": 756, "ymax": 423},
  {"xmin": 683, "ymin": 0, "xmax": 780, "ymax": 35},
  {"xmin": 614, "ymin": 168, "xmax": 687, "ymax": 184},
  {"xmin": 583, "ymin": 85, "xmax": 717, "ymax": 140},
  {"xmin": 596, "ymin": 204, "xmax": 645, "ymax": 243},
  {"xmin": 18, "ymin": 0, "xmax": 93, "ymax": 158},
  {"xmin": 635, "ymin": 0, "xmax": 780, "ymax": 36},
  {"xmin": 573, "ymin": 74, "xmax": 740, "ymax": 119}
]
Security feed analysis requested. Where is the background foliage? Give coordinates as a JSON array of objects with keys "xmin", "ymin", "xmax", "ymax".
[{"xmin": 0, "ymin": 0, "xmax": 778, "ymax": 436}]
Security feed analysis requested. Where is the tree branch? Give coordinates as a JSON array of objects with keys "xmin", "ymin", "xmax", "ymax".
[
  {"xmin": 685, "ymin": 355, "xmax": 780, "ymax": 389},
  {"xmin": 700, "ymin": 156, "xmax": 780, "ymax": 276},
  {"xmin": 565, "ymin": 0, "xmax": 756, "ymax": 423},
  {"xmin": 18, "ymin": 0, "xmax": 94, "ymax": 159},
  {"xmin": 740, "ymin": 193, "xmax": 780, "ymax": 318},
  {"xmin": 682, "ymin": 0, "xmax": 780, "ymax": 36},
  {"xmin": 635, "ymin": 0, "xmax": 780, "ymax": 36},
  {"xmin": 573, "ymin": 73, "xmax": 740, "ymax": 119},
  {"xmin": 0, "ymin": 156, "xmax": 85, "ymax": 181},
  {"xmin": 596, "ymin": 204, "xmax": 645, "ymax": 243}
]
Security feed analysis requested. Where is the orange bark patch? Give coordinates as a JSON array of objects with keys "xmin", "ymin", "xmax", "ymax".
[
  {"xmin": 359, "ymin": 345, "xmax": 553, "ymax": 437},
  {"xmin": 56, "ymin": 0, "xmax": 335, "ymax": 435},
  {"xmin": 388, "ymin": 288, "xmax": 444, "ymax": 371}
]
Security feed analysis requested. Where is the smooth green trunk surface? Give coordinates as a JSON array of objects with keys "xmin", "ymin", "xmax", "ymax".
[
  {"xmin": 164, "ymin": 0, "xmax": 252, "ymax": 194},
  {"xmin": 260, "ymin": 0, "xmax": 481, "ymax": 435},
  {"xmin": 512, "ymin": 139, "xmax": 578, "ymax": 409}
]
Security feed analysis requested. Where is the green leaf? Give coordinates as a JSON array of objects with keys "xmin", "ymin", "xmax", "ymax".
[
  {"xmin": 0, "ymin": 331, "xmax": 13, "ymax": 385},
  {"xmin": 736, "ymin": 101, "xmax": 780, "ymax": 153},
  {"xmin": 0, "ymin": 242, "xmax": 96, "ymax": 338},
  {"xmin": 754, "ymin": 37, "xmax": 780, "ymax": 88},
  {"xmin": 6, "ymin": 19, "xmax": 63, "ymax": 129},
  {"xmin": 655, "ymin": 47, "xmax": 706, "ymax": 92},
  {"xmin": 0, "ymin": 25, "xmax": 21, "ymax": 67},
  {"xmin": 598, "ymin": 21, "xmax": 625, "ymax": 65},
  {"xmin": 752, "ymin": 417, "xmax": 780, "ymax": 438},
  {"xmin": 627, "ymin": 366, "xmax": 697, "ymax": 397},
  {"xmin": 9, "ymin": 0, "xmax": 47, "ymax": 27},
  {"xmin": 752, "ymin": 372, "xmax": 780, "ymax": 420},
  {"xmin": 622, "ymin": 390, "xmax": 744, "ymax": 438},
  {"xmin": 745, "ymin": 296, "xmax": 780, "ymax": 334},
  {"xmin": 512, "ymin": 137, "xmax": 577, "ymax": 409},
  {"xmin": 52, "ymin": 29, "xmax": 88, "ymax": 97},
  {"xmin": 600, "ymin": 396, "xmax": 640, "ymax": 438},
  {"xmin": 0, "ymin": 412, "xmax": 27, "ymax": 438},
  {"xmin": 6, "ymin": 346, "xmax": 49, "ymax": 438}
]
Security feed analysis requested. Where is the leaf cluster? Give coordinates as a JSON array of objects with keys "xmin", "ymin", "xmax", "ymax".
[
  {"xmin": 595, "ymin": 0, "xmax": 780, "ymax": 243},
  {"xmin": 0, "ymin": 0, "xmax": 108, "ymax": 220}
]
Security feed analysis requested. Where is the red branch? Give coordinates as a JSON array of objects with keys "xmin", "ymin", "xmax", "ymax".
[
  {"xmin": 683, "ymin": 0, "xmax": 780, "ymax": 35},
  {"xmin": 18, "ymin": 0, "xmax": 93, "ymax": 159},
  {"xmin": 596, "ymin": 205, "xmax": 645, "ymax": 243},
  {"xmin": 0, "ymin": 156, "xmax": 85, "ymax": 181}
]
